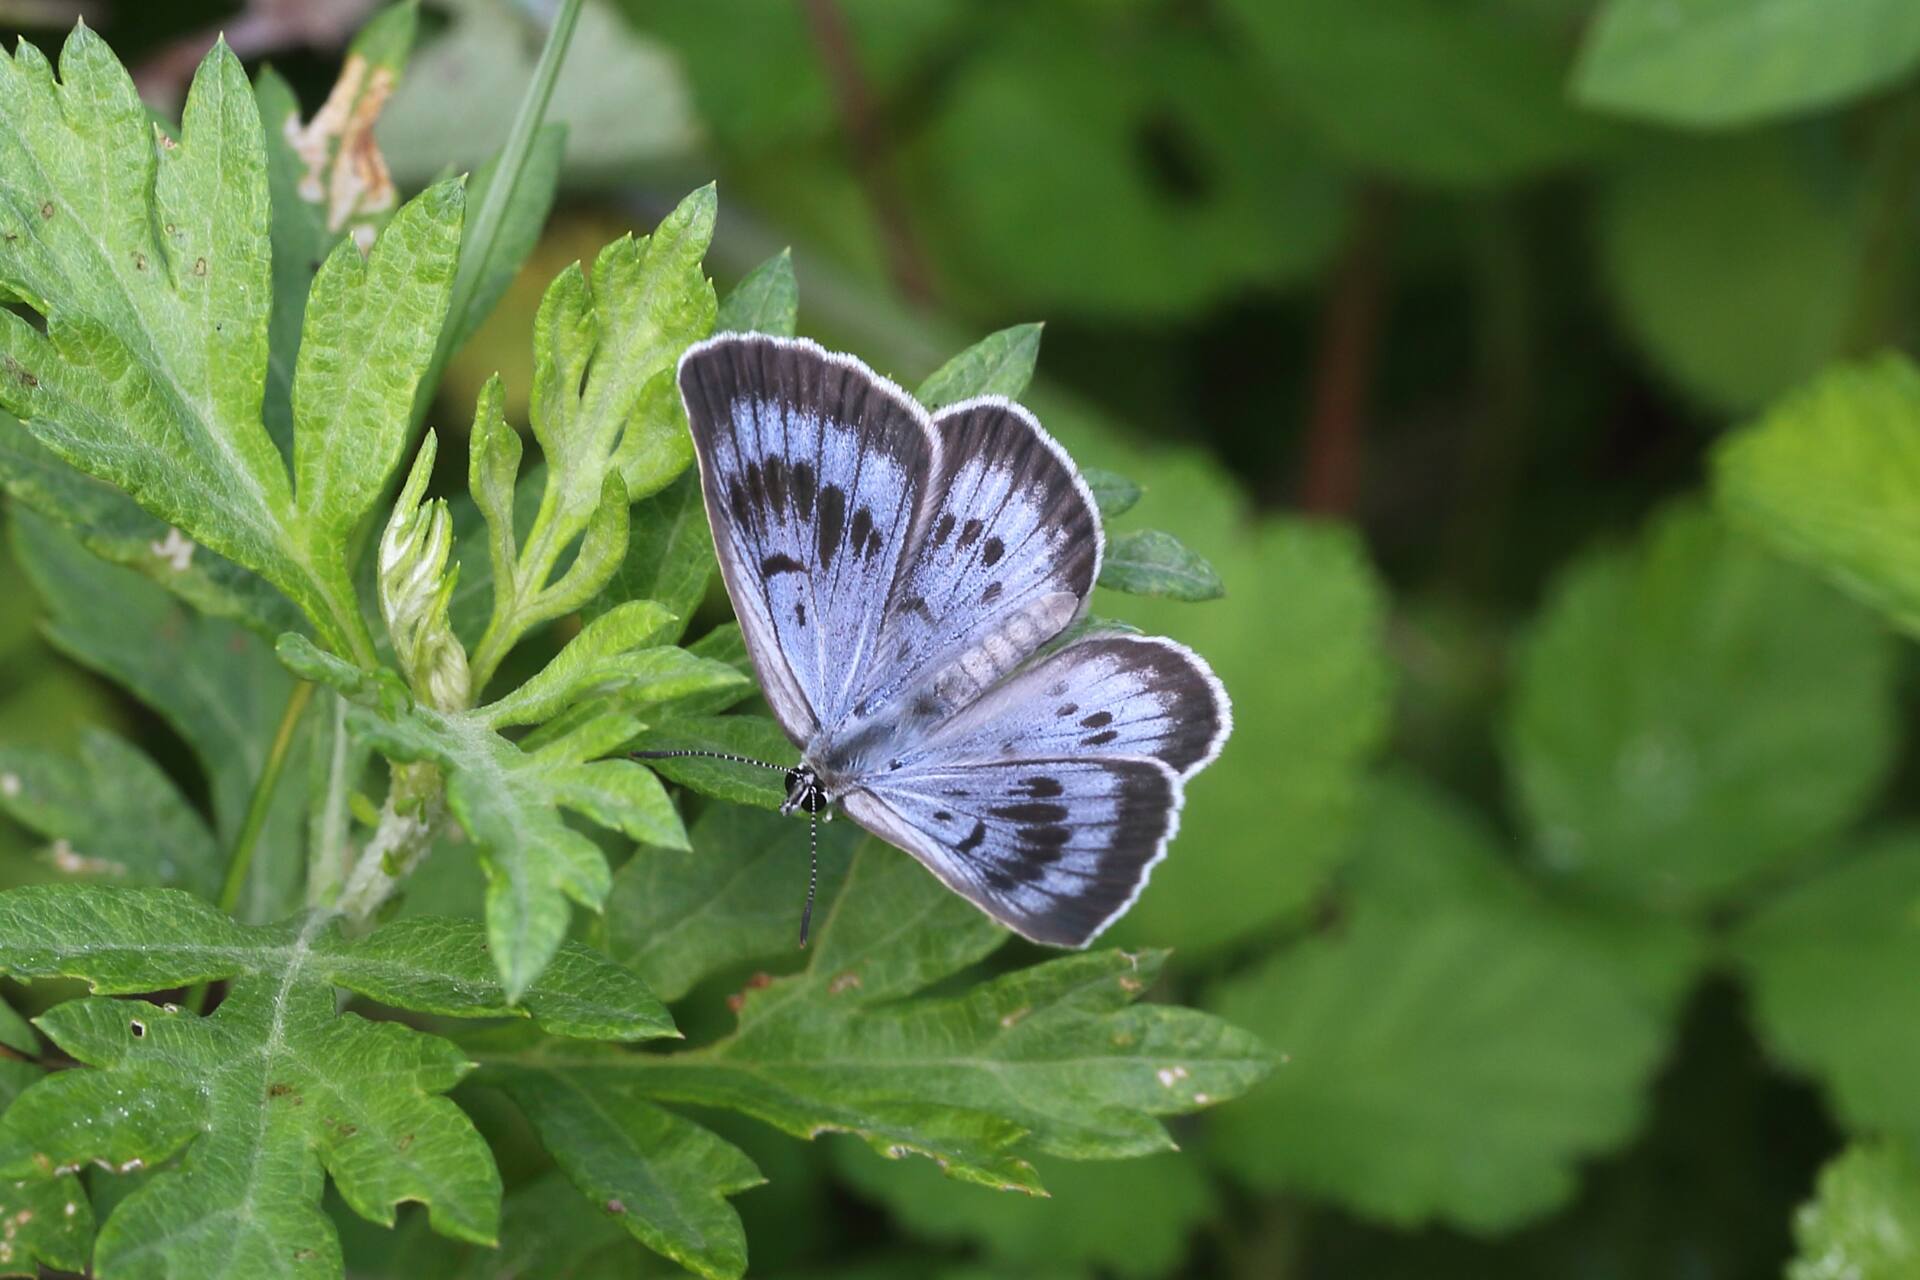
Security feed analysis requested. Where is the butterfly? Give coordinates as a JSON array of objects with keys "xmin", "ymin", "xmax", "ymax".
[{"xmin": 636, "ymin": 333, "xmax": 1230, "ymax": 948}]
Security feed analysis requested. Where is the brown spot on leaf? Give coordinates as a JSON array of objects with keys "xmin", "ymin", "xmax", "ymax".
[
  {"xmin": 193, "ymin": 257, "xmax": 207, "ymax": 277},
  {"xmin": 605, "ymin": 1199, "xmax": 627, "ymax": 1215},
  {"xmin": 38, "ymin": 202, "xmax": 51, "ymax": 220},
  {"xmin": 267, "ymin": 1082, "xmax": 295, "ymax": 1099},
  {"xmin": 828, "ymin": 972, "xmax": 862, "ymax": 995},
  {"xmin": 283, "ymin": 54, "xmax": 399, "ymax": 236}
]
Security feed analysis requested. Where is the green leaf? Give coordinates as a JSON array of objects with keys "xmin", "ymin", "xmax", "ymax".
[
  {"xmin": 1110, "ymin": 518, "xmax": 1390, "ymax": 952},
  {"xmin": 1220, "ymin": 0, "xmax": 1607, "ymax": 184},
  {"xmin": 628, "ymin": 716, "xmax": 798, "ymax": 810},
  {"xmin": 1597, "ymin": 131, "xmax": 1862, "ymax": 414},
  {"xmin": 716, "ymin": 248, "xmax": 798, "ymax": 338},
  {"xmin": 282, "ymin": 633, "xmax": 686, "ymax": 998},
  {"xmin": 0, "ymin": 31, "xmax": 375, "ymax": 660},
  {"xmin": 469, "ymin": 186, "xmax": 717, "ymax": 687},
  {"xmin": 915, "ymin": 323, "xmax": 1043, "ymax": 410},
  {"xmin": 0, "ymin": 879, "xmax": 670, "ymax": 1275},
  {"xmin": 292, "ymin": 178, "xmax": 463, "ymax": 555},
  {"xmin": 834, "ymin": 1145, "xmax": 1214, "ymax": 1280},
  {"xmin": 380, "ymin": 431, "xmax": 471, "ymax": 710},
  {"xmin": 0, "ymin": 885, "xmax": 671, "ymax": 1039},
  {"xmin": 1734, "ymin": 831, "xmax": 1920, "ymax": 1147},
  {"xmin": 0, "ymin": 996, "xmax": 32, "ymax": 1056},
  {"xmin": 584, "ymin": 469, "xmax": 717, "ymax": 644},
  {"xmin": 1507, "ymin": 503, "xmax": 1896, "ymax": 908},
  {"xmin": 1574, "ymin": 0, "xmax": 1920, "ymax": 128},
  {"xmin": 0, "ymin": 725, "xmax": 221, "ymax": 895},
  {"xmin": 482, "ymin": 839, "xmax": 1272, "ymax": 1200},
  {"xmin": 1, "ymin": 943, "xmax": 498, "ymax": 1273},
  {"xmin": 1081, "ymin": 467, "xmax": 1141, "ymax": 519},
  {"xmin": 439, "ymin": 122, "xmax": 566, "ymax": 362},
  {"xmin": 0, "ymin": 410, "xmax": 302, "ymax": 636},
  {"xmin": 480, "ymin": 601, "xmax": 744, "ymax": 729},
  {"xmin": 485, "ymin": 1066, "xmax": 764, "ymax": 1280},
  {"xmin": 1207, "ymin": 777, "xmax": 1691, "ymax": 1231},
  {"xmin": 607, "ymin": 802, "xmax": 859, "ymax": 1002},
  {"xmin": 1098, "ymin": 529, "xmax": 1224, "ymax": 601},
  {"xmin": 928, "ymin": 16, "xmax": 1341, "ymax": 315},
  {"xmin": 1715, "ymin": 354, "xmax": 1920, "ymax": 638},
  {"xmin": 1788, "ymin": 1140, "xmax": 1920, "ymax": 1280},
  {"xmin": 11, "ymin": 507, "xmax": 306, "ymax": 921},
  {"xmin": 258, "ymin": 4, "xmax": 420, "ymax": 447},
  {"xmin": 0, "ymin": 1058, "xmax": 92, "ymax": 1278}
]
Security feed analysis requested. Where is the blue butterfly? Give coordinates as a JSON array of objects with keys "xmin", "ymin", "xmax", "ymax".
[{"xmin": 638, "ymin": 333, "xmax": 1230, "ymax": 947}]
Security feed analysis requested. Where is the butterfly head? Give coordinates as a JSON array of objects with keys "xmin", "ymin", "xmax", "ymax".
[{"xmin": 780, "ymin": 765, "xmax": 828, "ymax": 819}]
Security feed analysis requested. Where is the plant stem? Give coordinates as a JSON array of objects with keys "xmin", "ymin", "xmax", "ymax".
[
  {"xmin": 1298, "ymin": 185, "xmax": 1391, "ymax": 516},
  {"xmin": 217, "ymin": 680, "xmax": 316, "ymax": 918},
  {"xmin": 415, "ymin": 0, "xmax": 585, "ymax": 428},
  {"xmin": 336, "ymin": 763, "xmax": 445, "ymax": 924}
]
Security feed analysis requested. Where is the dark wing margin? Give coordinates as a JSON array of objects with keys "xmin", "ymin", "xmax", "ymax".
[
  {"xmin": 843, "ymin": 756, "xmax": 1182, "ymax": 947},
  {"xmin": 677, "ymin": 334, "xmax": 936, "ymax": 739}
]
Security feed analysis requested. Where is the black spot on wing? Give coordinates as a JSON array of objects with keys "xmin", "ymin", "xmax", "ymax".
[
  {"xmin": 817, "ymin": 484, "xmax": 846, "ymax": 570},
  {"xmin": 1021, "ymin": 776, "xmax": 1063, "ymax": 798},
  {"xmin": 761, "ymin": 553, "xmax": 805, "ymax": 577},
  {"xmin": 982, "ymin": 536, "xmax": 1004, "ymax": 566},
  {"xmin": 763, "ymin": 456, "xmax": 789, "ymax": 511},
  {"xmin": 933, "ymin": 809, "xmax": 952, "ymax": 822},
  {"xmin": 850, "ymin": 507, "xmax": 873, "ymax": 562},
  {"xmin": 794, "ymin": 601, "xmax": 807, "ymax": 626},
  {"xmin": 934, "ymin": 514, "xmax": 955, "ymax": 546},
  {"xmin": 956, "ymin": 820, "xmax": 986, "ymax": 853},
  {"xmin": 1081, "ymin": 711, "xmax": 1113, "ymax": 728},
  {"xmin": 958, "ymin": 517, "xmax": 984, "ymax": 548},
  {"xmin": 728, "ymin": 479, "xmax": 752, "ymax": 528},
  {"xmin": 981, "ymin": 582, "xmax": 1003, "ymax": 604},
  {"xmin": 990, "ymin": 802, "xmax": 1070, "ymax": 824},
  {"xmin": 1056, "ymin": 703, "xmax": 1078, "ymax": 717},
  {"xmin": 896, "ymin": 594, "xmax": 933, "ymax": 622},
  {"xmin": 791, "ymin": 461, "xmax": 815, "ymax": 519},
  {"xmin": 1084, "ymin": 729, "xmax": 1120, "ymax": 747}
]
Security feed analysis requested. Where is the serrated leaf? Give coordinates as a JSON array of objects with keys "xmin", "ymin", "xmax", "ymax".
[
  {"xmin": 0, "ymin": 31, "xmax": 396, "ymax": 660},
  {"xmin": 11, "ymin": 507, "xmax": 306, "ymax": 920},
  {"xmin": 1207, "ymin": 777, "xmax": 1688, "ymax": 1231},
  {"xmin": 1081, "ymin": 467, "xmax": 1140, "ymax": 519},
  {"xmin": 293, "ymin": 178, "xmax": 463, "ymax": 555},
  {"xmin": 1789, "ymin": 1140, "xmax": 1920, "ymax": 1280},
  {"xmin": 716, "ymin": 248, "xmax": 798, "ymax": 338},
  {"xmin": 629, "ymin": 716, "xmax": 797, "ymax": 810},
  {"xmin": 1734, "ymin": 831, "xmax": 1920, "ymax": 1147},
  {"xmin": 486, "ymin": 1066, "xmax": 763, "ymax": 1280},
  {"xmin": 608, "ymin": 803, "xmax": 859, "ymax": 1002},
  {"xmin": 481, "ymin": 599, "xmax": 735, "ymax": 730},
  {"xmin": 1507, "ymin": 503, "xmax": 1896, "ymax": 908},
  {"xmin": 482, "ymin": 840, "xmax": 1272, "ymax": 1208},
  {"xmin": 1714, "ymin": 354, "xmax": 1920, "ymax": 638},
  {"xmin": 0, "ymin": 1058, "xmax": 91, "ymax": 1278},
  {"xmin": 584, "ymin": 469, "xmax": 717, "ymax": 644},
  {"xmin": 0, "ymin": 410, "xmax": 301, "ymax": 636},
  {"xmin": 282, "ymin": 634, "xmax": 686, "ymax": 998},
  {"xmin": 1098, "ymin": 528, "xmax": 1224, "ymax": 601},
  {"xmin": 0, "ymin": 880, "xmax": 670, "ymax": 1275},
  {"xmin": 1598, "ymin": 132, "xmax": 1862, "ymax": 414},
  {"xmin": 1574, "ymin": 0, "xmax": 1920, "ymax": 128},
  {"xmin": 834, "ymin": 1144, "xmax": 1213, "ymax": 1280},
  {"xmin": 0, "ymin": 725, "xmax": 220, "ymax": 895},
  {"xmin": 470, "ymin": 186, "xmax": 717, "ymax": 685},
  {"xmin": 915, "ymin": 323, "xmax": 1043, "ymax": 410},
  {"xmin": 258, "ymin": 3, "xmax": 418, "ymax": 449},
  {"xmin": 0, "ymin": 885, "xmax": 672, "ymax": 1040}
]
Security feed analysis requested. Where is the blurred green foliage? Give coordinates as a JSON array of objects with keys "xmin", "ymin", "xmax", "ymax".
[{"xmin": 7, "ymin": 0, "xmax": 1920, "ymax": 1275}]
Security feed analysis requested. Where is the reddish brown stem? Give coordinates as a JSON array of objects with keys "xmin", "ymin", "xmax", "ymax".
[
  {"xmin": 797, "ymin": 0, "xmax": 936, "ymax": 307},
  {"xmin": 1299, "ymin": 187, "xmax": 1392, "ymax": 516}
]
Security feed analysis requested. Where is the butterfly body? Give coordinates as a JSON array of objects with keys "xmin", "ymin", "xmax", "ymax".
[{"xmin": 674, "ymin": 334, "xmax": 1230, "ymax": 947}]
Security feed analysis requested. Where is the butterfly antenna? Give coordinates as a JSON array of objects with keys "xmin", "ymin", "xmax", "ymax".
[
  {"xmin": 799, "ymin": 809, "xmax": 819, "ymax": 949},
  {"xmin": 630, "ymin": 749, "xmax": 787, "ymax": 770}
]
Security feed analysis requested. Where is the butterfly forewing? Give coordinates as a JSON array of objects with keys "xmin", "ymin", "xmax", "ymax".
[
  {"xmin": 843, "ymin": 756, "xmax": 1181, "ymax": 947},
  {"xmin": 678, "ymin": 335, "xmax": 934, "ymax": 739},
  {"xmin": 841, "ymin": 399, "xmax": 1102, "ymax": 731}
]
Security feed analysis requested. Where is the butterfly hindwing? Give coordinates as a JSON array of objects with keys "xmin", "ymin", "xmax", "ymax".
[
  {"xmin": 843, "ymin": 755, "xmax": 1181, "ymax": 947},
  {"xmin": 913, "ymin": 635, "xmax": 1231, "ymax": 778},
  {"xmin": 678, "ymin": 335, "xmax": 935, "ymax": 738}
]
